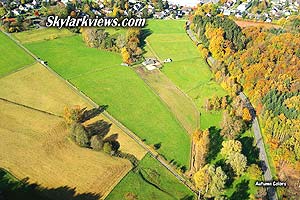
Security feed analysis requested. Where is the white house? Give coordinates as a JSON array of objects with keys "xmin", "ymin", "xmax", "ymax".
[{"xmin": 237, "ymin": 2, "xmax": 251, "ymax": 12}]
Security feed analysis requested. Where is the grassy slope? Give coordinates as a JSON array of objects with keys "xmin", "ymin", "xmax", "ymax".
[
  {"xmin": 107, "ymin": 154, "xmax": 195, "ymax": 200},
  {"xmin": 25, "ymin": 35, "xmax": 190, "ymax": 167},
  {"xmin": 26, "ymin": 36, "xmax": 121, "ymax": 79},
  {"xmin": 0, "ymin": 31, "xmax": 34, "ymax": 76},
  {"xmin": 146, "ymin": 20, "xmax": 227, "ymax": 129}
]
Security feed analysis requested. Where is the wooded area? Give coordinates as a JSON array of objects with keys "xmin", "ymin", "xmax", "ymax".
[{"xmin": 191, "ymin": 4, "xmax": 300, "ymax": 198}]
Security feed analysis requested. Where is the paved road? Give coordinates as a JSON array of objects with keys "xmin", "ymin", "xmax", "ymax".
[
  {"xmin": 239, "ymin": 93, "xmax": 278, "ymax": 200},
  {"xmin": 185, "ymin": 25, "xmax": 278, "ymax": 200},
  {"xmin": 1, "ymin": 30, "xmax": 198, "ymax": 195}
]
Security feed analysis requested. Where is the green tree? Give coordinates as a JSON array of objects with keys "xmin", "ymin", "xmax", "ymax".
[
  {"xmin": 247, "ymin": 164, "xmax": 262, "ymax": 179},
  {"xmin": 194, "ymin": 164, "xmax": 227, "ymax": 198},
  {"xmin": 70, "ymin": 123, "xmax": 89, "ymax": 147},
  {"xmin": 90, "ymin": 135, "xmax": 104, "ymax": 151},
  {"xmin": 220, "ymin": 140, "xmax": 242, "ymax": 156},
  {"xmin": 221, "ymin": 110, "xmax": 244, "ymax": 139},
  {"xmin": 103, "ymin": 142, "xmax": 113, "ymax": 154},
  {"xmin": 226, "ymin": 152, "xmax": 247, "ymax": 176}
]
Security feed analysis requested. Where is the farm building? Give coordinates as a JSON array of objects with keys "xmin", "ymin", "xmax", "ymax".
[{"xmin": 142, "ymin": 58, "xmax": 162, "ymax": 70}]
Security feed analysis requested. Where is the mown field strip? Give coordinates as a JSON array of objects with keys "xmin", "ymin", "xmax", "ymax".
[
  {"xmin": 135, "ymin": 67, "xmax": 199, "ymax": 135},
  {"xmin": 0, "ymin": 31, "xmax": 35, "ymax": 76}
]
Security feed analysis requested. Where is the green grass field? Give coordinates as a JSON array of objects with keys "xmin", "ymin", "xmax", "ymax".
[
  {"xmin": 25, "ymin": 35, "xmax": 190, "ymax": 167},
  {"xmin": 145, "ymin": 20, "xmax": 227, "ymax": 130},
  {"xmin": 107, "ymin": 154, "xmax": 195, "ymax": 200},
  {"xmin": 26, "ymin": 36, "xmax": 121, "ymax": 79},
  {"xmin": 0, "ymin": 31, "xmax": 35, "ymax": 76},
  {"xmin": 135, "ymin": 67, "xmax": 199, "ymax": 134},
  {"xmin": 12, "ymin": 28, "xmax": 75, "ymax": 44}
]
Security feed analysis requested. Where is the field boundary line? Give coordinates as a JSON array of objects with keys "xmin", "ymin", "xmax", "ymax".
[
  {"xmin": 145, "ymin": 41, "xmax": 200, "ymax": 130},
  {"xmin": 133, "ymin": 67, "xmax": 194, "ymax": 173},
  {"xmin": 145, "ymin": 39, "xmax": 162, "ymax": 61},
  {"xmin": 0, "ymin": 98, "xmax": 62, "ymax": 118},
  {"xmin": 0, "ymin": 61, "xmax": 38, "ymax": 79},
  {"xmin": 2, "ymin": 29, "xmax": 197, "ymax": 195},
  {"xmin": 133, "ymin": 67, "xmax": 193, "ymax": 136}
]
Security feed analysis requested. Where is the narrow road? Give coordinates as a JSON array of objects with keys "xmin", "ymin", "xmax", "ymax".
[
  {"xmin": 1, "ymin": 30, "xmax": 198, "ymax": 195},
  {"xmin": 185, "ymin": 25, "xmax": 278, "ymax": 200}
]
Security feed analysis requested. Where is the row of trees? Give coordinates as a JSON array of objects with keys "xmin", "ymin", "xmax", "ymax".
[
  {"xmin": 64, "ymin": 106, "xmax": 118, "ymax": 155},
  {"xmin": 81, "ymin": 27, "xmax": 143, "ymax": 64},
  {"xmin": 190, "ymin": 5, "xmax": 266, "ymax": 199},
  {"xmin": 64, "ymin": 106, "xmax": 139, "ymax": 167}
]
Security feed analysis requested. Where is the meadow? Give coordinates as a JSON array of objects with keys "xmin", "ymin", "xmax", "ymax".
[
  {"xmin": 0, "ymin": 60, "xmax": 149, "ymax": 198},
  {"xmin": 135, "ymin": 67, "xmax": 199, "ymax": 134},
  {"xmin": 24, "ymin": 33, "xmax": 191, "ymax": 167},
  {"xmin": 107, "ymin": 154, "xmax": 195, "ymax": 200},
  {"xmin": 0, "ymin": 31, "xmax": 34, "ymax": 76},
  {"xmin": 145, "ymin": 20, "xmax": 227, "ymax": 129},
  {"xmin": 12, "ymin": 28, "xmax": 75, "ymax": 44},
  {"xmin": 0, "ymin": 99, "xmax": 131, "ymax": 199},
  {"xmin": 0, "ymin": 62, "xmax": 146, "ymax": 159}
]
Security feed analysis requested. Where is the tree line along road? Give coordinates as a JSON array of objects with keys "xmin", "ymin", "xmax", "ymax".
[{"xmin": 185, "ymin": 24, "xmax": 278, "ymax": 200}]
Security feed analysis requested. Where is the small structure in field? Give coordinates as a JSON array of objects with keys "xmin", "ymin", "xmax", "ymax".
[
  {"xmin": 163, "ymin": 58, "xmax": 172, "ymax": 63},
  {"xmin": 145, "ymin": 65, "xmax": 157, "ymax": 71},
  {"xmin": 142, "ymin": 58, "xmax": 162, "ymax": 71},
  {"xmin": 121, "ymin": 63, "xmax": 129, "ymax": 67}
]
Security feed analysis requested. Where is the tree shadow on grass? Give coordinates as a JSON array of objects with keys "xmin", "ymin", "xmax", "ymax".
[
  {"xmin": 206, "ymin": 126, "xmax": 223, "ymax": 163},
  {"xmin": 140, "ymin": 28, "xmax": 153, "ymax": 49},
  {"xmin": 239, "ymin": 136, "xmax": 260, "ymax": 165},
  {"xmin": 180, "ymin": 195, "xmax": 194, "ymax": 200},
  {"xmin": 85, "ymin": 120, "xmax": 112, "ymax": 138},
  {"xmin": 215, "ymin": 159, "xmax": 235, "ymax": 188},
  {"xmin": 0, "ymin": 170, "xmax": 100, "ymax": 200},
  {"xmin": 80, "ymin": 105, "xmax": 108, "ymax": 123},
  {"xmin": 229, "ymin": 179, "xmax": 250, "ymax": 200}
]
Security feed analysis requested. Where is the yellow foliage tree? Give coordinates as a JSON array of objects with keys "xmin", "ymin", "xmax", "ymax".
[
  {"xmin": 121, "ymin": 47, "xmax": 131, "ymax": 64},
  {"xmin": 242, "ymin": 107, "xmax": 252, "ymax": 121}
]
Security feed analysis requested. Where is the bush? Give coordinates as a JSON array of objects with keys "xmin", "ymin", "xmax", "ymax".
[
  {"xmin": 103, "ymin": 142, "xmax": 112, "ymax": 154},
  {"xmin": 247, "ymin": 164, "xmax": 262, "ymax": 179},
  {"xmin": 115, "ymin": 151, "xmax": 139, "ymax": 167},
  {"xmin": 90, "ymin": 135, "xmax": 104, "ymax": 151},
  {"xmin": 69, "ymin": 123, "xmax": 89, "ymax": 147},
  {"xmin": 64, "ymin": 106, "xmax": 86, "ymax": 125},
  {"xmin": 124, "ymin": 192, "xmax": 138, "ymax": 200}
]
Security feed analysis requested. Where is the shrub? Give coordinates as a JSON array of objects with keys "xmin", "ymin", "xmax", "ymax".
[
  {"xmin": 115, "ymin": 151, "xmax": 139, "ymax": 167},
  {"xmin": 64, "ymin": 106, "xmax": 86, "ymax": 125},
  {"xmin": 103, "ymin": 142, "xmax": 113, "ymax": 154},
  {"xmin": 69, "ymin": 123, "xmax": 89, "ymax": 147},
  {"xmin": 90, "ymin": 135, "xmax": 104, "ymax": 151},
  {"xmin": 124, "ymin": 192, "xmax": 138, "ymax": 200}
]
